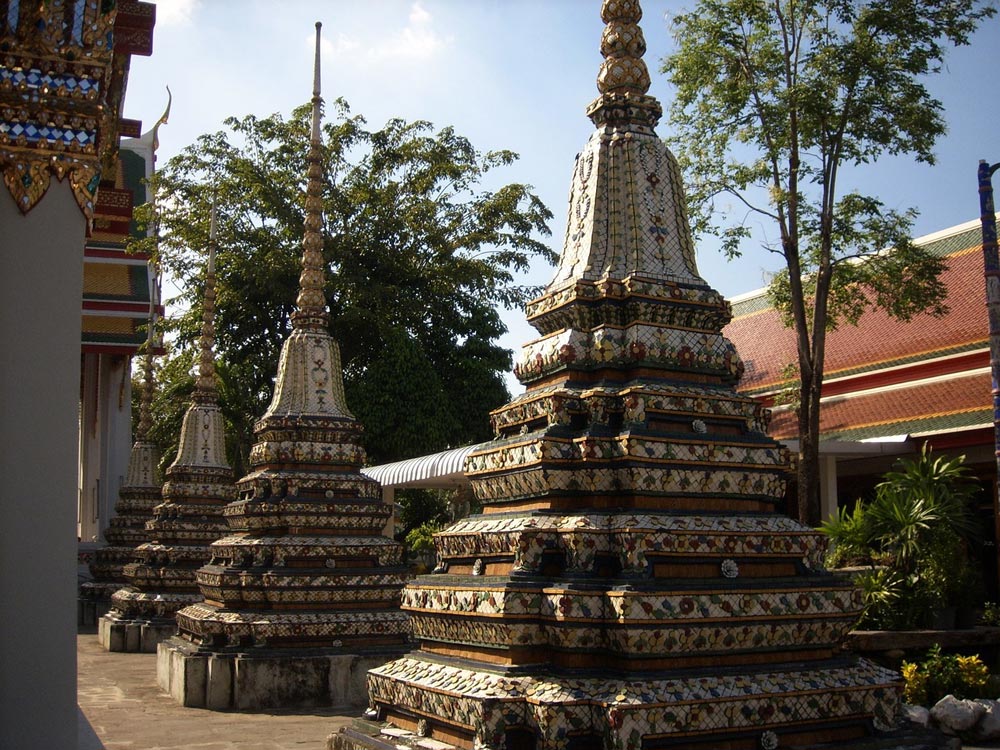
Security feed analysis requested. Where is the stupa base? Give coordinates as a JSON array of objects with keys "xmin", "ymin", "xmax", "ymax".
[
  {"xmin": 366, "ymin": 653, "xmax": 904, "ymax": 750},
  {"xmin": 78, "ymin": 582, "xmax": 117, "ymax": 626},
  {"xmin": 157, "ymin": 636, "xmax": 409, "ymax": 711},
  {"xmin": 98, "ymin": 613, "xmax": 176, "ymax": 652},
  {"xmin": 327, "ymin": 722, "xmax": 961, "ymax": 750}
]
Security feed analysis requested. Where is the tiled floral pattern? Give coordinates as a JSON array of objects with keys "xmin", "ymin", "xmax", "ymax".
[
  {"xmin": 364, "ymin": 1, "xmax": 900, "ymax": 744},
  {"xmin": 513, "ymin": 324, "xmax": 742, "ymax": 384}
]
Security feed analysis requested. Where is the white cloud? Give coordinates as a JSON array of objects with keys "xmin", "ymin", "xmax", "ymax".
[
  {"xmin": 323, "ymin": 2, "xmax": 451, "ymax": 65},
  {"xmin": 154, "ymin": 0, "xmax": 198, "ymax": 27}
]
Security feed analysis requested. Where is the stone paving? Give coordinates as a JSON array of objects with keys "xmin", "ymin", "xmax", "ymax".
[{"xmin": 78, "ymin": 630, "xmax": 352, "ymax": 749}]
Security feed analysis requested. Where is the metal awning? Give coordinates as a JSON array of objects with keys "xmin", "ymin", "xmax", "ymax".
[{"xmin": 361, "ymin": 443, "xmax": 488, "ymax": 490}]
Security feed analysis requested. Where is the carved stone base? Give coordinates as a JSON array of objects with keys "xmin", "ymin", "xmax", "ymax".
[
  {"xmin": 97, "ymin": 614, "xmax": 176, "ymax": 653},
  {"xmin": 156, "ymin": 636, "xmax": 408, "ymax": 710}
]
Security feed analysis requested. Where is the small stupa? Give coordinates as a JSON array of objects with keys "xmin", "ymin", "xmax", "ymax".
[
  {"xmin": 80, "ymin": 319, "xmax": 163, "ymax": 620},
  {"xmin": 157, "ymin": 23, "xmax": 409, "ymax": 710},
  {"xmin": 99, "ymin": 207, "xmax": 236, "ymax": 653},
  {"xmin": 359, "ymin": 2, "xmax": 900, "ymax": 748}
]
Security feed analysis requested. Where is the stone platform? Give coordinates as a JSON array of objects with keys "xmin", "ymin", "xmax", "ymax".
[
  {"xmin": 327, "ymin": 722, "xmax": 963, "ymax": 750},
  {"xmin": 158, "ymin": 637, "xmax": 409, "ymax": 710},
  {"xmin": 98, "ymin": 613, "xmax": 176, "ymax": 653}
]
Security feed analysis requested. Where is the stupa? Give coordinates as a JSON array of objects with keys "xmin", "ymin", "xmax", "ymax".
[
  {"xmin": 80, "ymin": 318, "xmax": 163, "ymax": 621},
  {"xmin": 99, "ymin": 207, "xmax": 236, "ymax": 653},
  {"xmin": 157, "ymin": 23, "xmax": 410, "ymax": 710},
  {"xmin": 359, "ymin": 2, "xmax": 901, "ymax": 748}
]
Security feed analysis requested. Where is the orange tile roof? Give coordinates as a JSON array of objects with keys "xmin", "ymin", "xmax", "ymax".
[
  {"xmin": 726, "ymin": 234, "xmax": 987, "ymax": 395},
  {"xmin": 767, "ymin": 370, "xmax": 991, "ymax": 441}
]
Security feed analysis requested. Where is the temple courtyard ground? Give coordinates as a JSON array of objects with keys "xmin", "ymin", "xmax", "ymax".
[
  {"xmin": 77, "ymin": 628, "xmax": 353, "ymax": 749},
  {"xmin": 76, "ymin": 625, "xmax": 1000, "ymax": 750}
]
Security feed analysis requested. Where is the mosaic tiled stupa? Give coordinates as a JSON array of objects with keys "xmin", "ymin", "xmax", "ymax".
[
  {"xmin": 157, "ymin": 24, "xmax": 409, "ymax": 710},
  {"xmin": 81, "ymin": 324, "xmax": 163, "ymax": 619},
  {"xmin": 99, "ymin": 211, "xmax": 236, "ymax": 653},
  {"xmin": 361, "ymin": 2, "xmax": 901, "ymax": 748}
]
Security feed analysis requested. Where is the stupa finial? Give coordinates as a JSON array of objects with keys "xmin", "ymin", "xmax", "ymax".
[
  {"xmin": 136, "ymin": 314, "xmax": 156, "ymax": 440},
  {"xmin": 587, "ymin": 0, "xmax": 661, "ymax": 128},
  {"xmin": 292, "ymin": 21, "xmax": 329, "ymax": 330},
  {"xmin": 193, "ymin": 201, "xmax": 219, "ymax": 400}
]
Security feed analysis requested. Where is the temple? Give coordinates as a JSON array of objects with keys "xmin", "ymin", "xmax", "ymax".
[
  {"xmin": 156, "ymin": 23, "xmax": 410, "ymax": 710},
  {"xmin": 99, "ymin": 206, "xmax": 237, "ymax": 652},
  {"xmin": 357, "ymin": 2, "xmax": 900, "ymax": 748}
]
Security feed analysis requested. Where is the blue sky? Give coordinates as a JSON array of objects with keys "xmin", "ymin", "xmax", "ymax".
[{"xmin": 125, "ymin": 0, "xmax": 1000, "ymax": 382}]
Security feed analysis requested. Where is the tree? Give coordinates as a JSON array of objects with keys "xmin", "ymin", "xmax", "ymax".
[
  {"xmin": 662, "ymin": 0, "xmax": 993, "ymax": 524},
  {"xmin": 135, "ymin": 100, "xmax": 554, "ymax": 468}
]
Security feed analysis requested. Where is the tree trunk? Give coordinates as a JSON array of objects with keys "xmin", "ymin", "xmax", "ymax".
[{"xmin": 796, "ymin": 371, "xmax": 823, "ymax": 526}]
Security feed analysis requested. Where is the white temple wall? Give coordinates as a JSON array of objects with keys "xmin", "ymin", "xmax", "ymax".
[
  {"xmin": 78, "ymin": 352, "xmax": 132, "ymax": 543},
  {"xmin": 0, "ymin": 180, "xmax": 84, "ymax": 750}
]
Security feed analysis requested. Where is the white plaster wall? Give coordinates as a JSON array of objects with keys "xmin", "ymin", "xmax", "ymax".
[
  {"xmin": 0, "ymin": 181, "xmax": 84, "ymax": 750},
  {"xmin": 78, "ymin": 353, "xmax": 132, "ymax": 542}
]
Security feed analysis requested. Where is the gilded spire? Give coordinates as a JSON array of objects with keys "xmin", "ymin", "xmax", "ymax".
[
  {"xmin": 292, "ymin": 21, "xmax": 330, "ymax": 331},
  {"xmin": 587, "ymin": 0, "xmax": 661, "ymax": 128},
  {"xmin": 193, "ymin": 203, "xmax": 218, "ymax": 401},
  {"xmin": 136, "ymin": 319, "xmax": 156, "ymax": 440}
]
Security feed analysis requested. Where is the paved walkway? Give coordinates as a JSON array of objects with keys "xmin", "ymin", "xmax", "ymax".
[{"xmin": 77, "ymin": 631, "xmax": 353, "ymax": 750}]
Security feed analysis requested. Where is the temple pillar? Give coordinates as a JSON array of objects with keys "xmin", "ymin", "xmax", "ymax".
[
  {"xmin": 820, "ymin": 453, "xmax": 840, "ymax": 522},
  {"xmin": 0, "ymin": 181, "xmax": 84, "ymax": 750}
]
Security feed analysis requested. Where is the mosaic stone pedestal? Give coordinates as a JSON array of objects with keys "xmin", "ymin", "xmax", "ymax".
[
  {"xmin": 158, "ymin": 636, "xmax": 402, "ymax": 710},
  {"xmin": 360, "ymin": 2, "xmax": 901, "ymax": 748},
  {"xmin": 98, "ymin": 613, "xmax": 177, "ymax": 653}
]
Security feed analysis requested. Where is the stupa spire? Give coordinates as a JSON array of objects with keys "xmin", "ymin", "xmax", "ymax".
[
  {"xmin": 136, "ymin": 311, "xmax": 156, "ymax": 441},
  {"xmin": 293, "ymin": 21, "xmax": 329, "ymax": 331},
  {"xmin": 587, "ymin": 0, "xmax": 662, "ymax": 128},
  {"xmin": 193, "ymin": 203, "xmax": 219, "ymax": 401}
]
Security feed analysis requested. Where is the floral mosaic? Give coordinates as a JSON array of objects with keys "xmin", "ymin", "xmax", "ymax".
[{"xmin": 361, "ymin": 1, "xmax": 901, "ymax": 744}]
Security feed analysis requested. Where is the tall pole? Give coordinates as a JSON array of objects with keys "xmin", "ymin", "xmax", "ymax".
[{"xmin": 978, "ymin": 159, "xmax": 1000, "ymax": 596}]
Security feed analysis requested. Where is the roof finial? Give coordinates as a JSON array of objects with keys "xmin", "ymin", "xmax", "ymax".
[
  {"xmin": 587, "ymin": 0, "xmax": 661, "ymax": 128},
  {"xmin": 193, "ymin": 200, "xmax": 219, "ymax": 400},
  {"xmin": 293, "ymin": 21, "xmax": 330, "ymax": 330}
]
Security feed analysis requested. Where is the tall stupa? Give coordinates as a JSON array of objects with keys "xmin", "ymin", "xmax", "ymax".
[
  {"xmin": 360, "ymin": 2, "xmax": 900, "ymax": 747},
  {"xmin": 99, "ymin": 207, "xmax": 237, "ymax": 652},
  {"xmin": 157, "ymin": 23, "xmax": 410, "ymax": 710}
]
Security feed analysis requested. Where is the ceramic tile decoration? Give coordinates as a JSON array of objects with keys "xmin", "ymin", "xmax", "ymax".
[
  {"xmin": 0, "ymin": 1, "xmax": 153, "ymax": 217},
  {"xmin": 98, "ymin": 210, "xmax": 237, "ymax": 653},
  {"xmin": 156, "ymin": 25, "xmax": 409, "ymax": 710},
  {"xmin": 362, "ymin": 1, "xmax": 901, "ymax": 747}
]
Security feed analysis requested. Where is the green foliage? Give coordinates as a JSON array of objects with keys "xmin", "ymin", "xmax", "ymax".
[
  {"xmin": 405, "ymin": 521, "xmax": 443, "ymax": 556},
  {"xmin": 982, "ymin": 602, "xmax": 1000, "ymax": 626},
  {"xmin": 818, "ymin": 501, "xmax": 872, "ymax": 568},
  {"xmin": 397, "ymin": 489, "xmax": 452, "ymax": 540},
  {"xmin": 134, "ymin": 100, "xmax": 554, "ymax": 466},
  {"xmin": 902, "ymin": 646, "xmax": 991, "ymax": 706},
  {"xmin": 662, "ymin": 0, "xmax": 993, "ymax": 522},
  {"xmin": 821, "ymin": 445, "xmax": 983, "ymax": 629}
]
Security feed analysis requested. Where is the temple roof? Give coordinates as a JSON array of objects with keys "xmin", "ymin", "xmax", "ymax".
[{"xmin": 725, "ymin": 219, "xmax": 989, "ymax": 443}]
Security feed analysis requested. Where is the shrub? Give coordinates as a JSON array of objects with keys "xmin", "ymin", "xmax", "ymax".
[{"xmin": 901, "ymin": 645, "xmax": 990, "ymax": 706}]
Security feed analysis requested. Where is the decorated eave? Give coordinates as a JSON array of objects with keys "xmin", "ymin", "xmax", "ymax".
[
  {"xmin": 723, "ymin": 218, "xmax": 991, "ymax": 444},
  {"xmin": 0, "ymin": 0, "xmax": 154, "ymax": 217}
]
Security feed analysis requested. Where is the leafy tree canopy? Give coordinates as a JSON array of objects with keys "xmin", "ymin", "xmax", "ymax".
[
  {"xmin": 135, "ymin": 100, "xmax": 554, "ymax": 473},
  {"xmin": 663, "ymin": 0, "xmax": 993, "ymax": 523}
]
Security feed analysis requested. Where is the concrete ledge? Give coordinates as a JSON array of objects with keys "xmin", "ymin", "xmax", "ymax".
[
  {"xmin": 846, "ymin": 627, "xmax": 1000, "ymax": 654},
  {"xmin": 157, "ymin": 637, "xmax": 407, "ymax": 711},
  {"xmin": 98, "ymin": 615, "xmax": 176, "ymax": 653}
]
